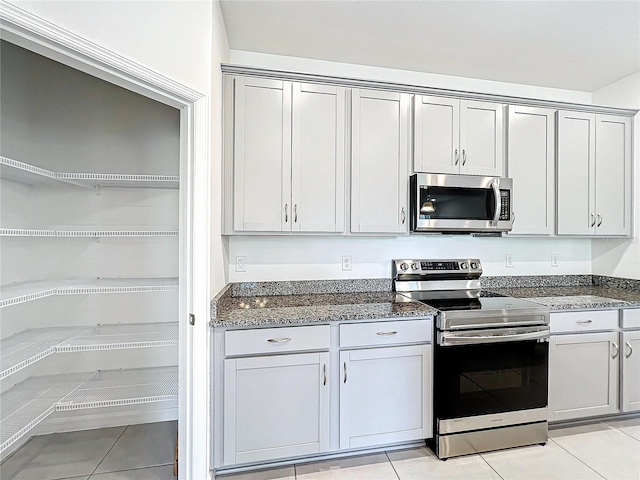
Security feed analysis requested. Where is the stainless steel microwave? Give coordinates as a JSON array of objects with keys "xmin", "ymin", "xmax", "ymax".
[{"xmin": 410, "ymin": 173, "xmax": 514, "ymax": 234}]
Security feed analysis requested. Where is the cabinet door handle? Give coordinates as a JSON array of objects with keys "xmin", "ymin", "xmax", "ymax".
[
  {"xmin": 626, "ymin": 341, "xmax": 633, "ymax": 358},
  {"xmin": 267, "ymin": 337, "xmax": 292, "ymax": 344},
  {"xmin": 462, "ymin": 149, "xmax": 467, "ymax": 166},
  {"xmin": 612, "ymin": 341, "xmax": 619, "ymax": 359},
  {"xmin": 576, "ymin": 320, "xmax": 593, "ymax": 324},
  {"xmin": 590, "ymin": 212, "xmax": 596, "ymax": 227},
  {"xmin": 323, "ymin": 364, "xmax": 327, "ymax": 386},
  {"xmin": 294, "ymin": 204, "xmax": 298, "ymax": 223},
  {"xmin": 376, "ymin": 331, "xmax": 398, "ymax": 336},
  {"xmin": 597, "ymin": 213, "xmax": 602, "ymax": 227},
  {"xmin": 285, "ymin": 204, "xmax": 288, "ymax": 223},
  {"xmin": 455, "ymin": 149, "xmax": 459, "ymax": 165},
  {"xmin": 401, "ymin": 207, "xmax": 406, "ymax": 224},
  {"xmin": 343, "ymin": 362, "xmax": 347, "ymax": 384}
]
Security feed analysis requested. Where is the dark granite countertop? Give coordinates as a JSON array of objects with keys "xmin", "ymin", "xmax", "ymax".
[
  {"xmin": 211, "ymin": 290, "xmax": 437, "ymax": 328},
  {"xmin": 211, "ymin": 276, "xmax": 640, "ymax": 328},
  {"xmin": 486, "ymin": 286, "xmax": 640, "ymax": 310}
]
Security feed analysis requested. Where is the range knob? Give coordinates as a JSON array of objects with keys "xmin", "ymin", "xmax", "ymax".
[
  {"xmin": 400, "ymin": 263, "xmax": 409, "ymax": 271},
  {"xmin": 460, "ymin": 262, "xmax": 468, "ymax": 269},
  {"xmin": 411, "ymin": 263, "xmax": 420, "ymax": 270},
  {"xmin": 471, "ymin": 262, "xmax": 479, "ymax": 269}
]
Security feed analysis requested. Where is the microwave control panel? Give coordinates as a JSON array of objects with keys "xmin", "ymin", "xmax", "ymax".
[{"xmin": 499, "ymin": 190, "xmax": 511, "ymax": 220}]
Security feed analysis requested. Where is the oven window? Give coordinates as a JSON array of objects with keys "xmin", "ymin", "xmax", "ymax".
[
  {"xmin": 434, "ymin": 339, "xmax": 548, "ymax": 420},
  {"xmin": 419, "ymin": 186, "xmax": 495, "ymax": 220}
]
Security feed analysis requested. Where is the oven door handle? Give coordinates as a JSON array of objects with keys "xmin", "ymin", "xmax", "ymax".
[
  {"xmin": 490, "ymin": 181, "xmax": 501, "ymax": 227},
  {"xmin": 438, "ymin": 327, "xmax": 549, "ymax": 346}
]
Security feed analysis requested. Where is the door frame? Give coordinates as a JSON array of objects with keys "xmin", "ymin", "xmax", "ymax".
[{"xmin": 0, "ymin": 4, "xmax": 211, "ymax": 479}]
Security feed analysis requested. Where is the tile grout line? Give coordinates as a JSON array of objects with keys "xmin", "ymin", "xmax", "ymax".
[
  {"xmin": 384, "ymin": 451, "xmax": 401, "ymax": 480},
  {"xmin": 547, "ymin": 437, "xmax": 608, "ymax": 480},
  {"xmin": 603, "ymin": 421, "xmax": 640, "ymax": 444},
  {"xmin": 89, "ymin": 463, "xmax": 173, "ymax": 478},
  {"xmin": 0, "ymin": 435, "xmax": 35, "ymax": 467},
  {"xmin": 88, "ymin": 425, "xmax": 129, "ymax": 477},
  {"xmin": 478, "ymin": 451, "xmax": 507, "ymax": 480}
]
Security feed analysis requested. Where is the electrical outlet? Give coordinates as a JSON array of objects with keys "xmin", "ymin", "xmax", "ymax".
[
  {"xmin": 342, "ymin": 256, "xmax": 352, "ymax": 271},
  {"xmin": 506, "ymin": 254, "xmax": 514, "ymax": 268},
  {"xmin": 551, "ymin": 254, "xmax": 559, "ymax": 267},
  {"xmin": 236, "ymin": 256, "xmax": 247, "ymax": 272}
]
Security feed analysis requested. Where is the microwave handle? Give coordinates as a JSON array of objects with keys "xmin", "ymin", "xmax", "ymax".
[{"xmin": 490, "ymin": 181, "xmax": 500, "ymax": 226}]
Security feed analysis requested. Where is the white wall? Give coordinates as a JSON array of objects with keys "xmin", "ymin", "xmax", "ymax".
[
  {"xmin": 226, "ymin": 51, "xmax": 595, "ymax": 282},
  {"xmin": 591, "ymin": 71, "xmax": 640, "ymax": 279},
  {"xmin": 228, "ymin": 235, "xmax": 592, "ymax": 282}
]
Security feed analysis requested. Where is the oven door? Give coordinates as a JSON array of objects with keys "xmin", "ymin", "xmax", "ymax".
[
  {"xmin": 434, "ymin": 326, "xmax": 549, "ymax": 425},
  {"xmin": 410, "ymin": 173, "xmax": 513, "ymax": 233}
]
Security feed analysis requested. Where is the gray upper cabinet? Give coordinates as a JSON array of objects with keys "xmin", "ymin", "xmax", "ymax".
[
  {"xmin": 232, "ymin": 77, "xmax": 346, "ymax": 233},
  {"xmin": 557, "ymin": 111, "xmax": 631, "ymax": 236},
  {"xmin": 351, "ymin": 89, "xmax": 410, "ymax": 234},
  {"xmin": 414, "ymin": 96, "xmax": 503, "ymax": 176},
  {"xmin": 506, "ymin": 105, "xmax": 556, "ymax": 235}
]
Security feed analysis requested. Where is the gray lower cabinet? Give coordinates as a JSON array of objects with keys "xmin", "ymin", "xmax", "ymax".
[
  {"xmin": 339, "ymin": 344, "xmax": 432, "ymax": 449},
  {"xmin": 549, "ymin": 331, "xmax": 619, "ymax": 421}
]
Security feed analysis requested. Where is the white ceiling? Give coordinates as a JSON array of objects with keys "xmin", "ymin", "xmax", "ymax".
[{"xmin": 219, "ymin": 0, "xmax": 640, "ymax": 92}]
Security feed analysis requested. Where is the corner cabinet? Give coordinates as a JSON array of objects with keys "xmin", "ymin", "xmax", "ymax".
[
  {"xmin": 557, "ymin": 111, "xmax": 631, "ymax": 236},
  {"xmin": 351, "ymin": 89, "xmax": 410, "ymax": 233},
  {"xmin": 413, "ymin": 96, "xmax": 503, "ymax": 176},
  {"xmin": 232, "ymin": 77, "xmax": 346, "ymax": 233},
  {"xmin": 506, "ymin": 105, "xmax": 556, "ymax": 235}
]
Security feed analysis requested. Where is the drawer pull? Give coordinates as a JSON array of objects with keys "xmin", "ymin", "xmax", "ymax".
[
  {"xmin": 626, "ymin": 341, "xmax": 633, "ymax": 358},
  {"xmin": 575, "ymin": 320, "xmax": 593, "ymax": 324},
  {"xmin": 612, "ymin": 341, "xmax": 619, "ymax": 359},
  {"xmin": 267, "ymin": 337, "xmax": 292, "ymax": 344},
  {"xmin": 376, "ymin": 331, "xmax": 398, "ymax": 336}
]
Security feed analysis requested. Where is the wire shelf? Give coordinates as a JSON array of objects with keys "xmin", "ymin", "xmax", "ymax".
[
  {"xmin": 57, "ymin": 172, "xmax": 179, "ymax": 189},
  {"xmin": 0, "ymin": 367, "xmax": 178, "ymax": 453},
  {"xmin": 57, "ymin": 366, "xmax": 178, "ymax": 411},
  {"xmin": 0, "ymin": 229, "xmax": 178, "ymax": 237},
  {"xmin": 0, "ymin": 157, "xmax": 58, "ymax": 185},
  {"xmin": 57, "ymin": 322, "xmax": 178, "ymax": 353},
  {"xmin": 1, "ymin": 323, "xmax": 178, "ymax": 379},
  {"xmin": 1, "ymin": 278, "xmax": 178, "ymax": 308},
  {"xmin": 1, "ymin": 157, "xmax": 179, "ymax": 189}
]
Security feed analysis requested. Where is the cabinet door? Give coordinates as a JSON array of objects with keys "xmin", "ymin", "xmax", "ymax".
[
  {"xmin": 507, "ymin": 106, "xmax": 556, "ymax": 235},
  {"xmin": 233, "ymin": 77, "xmax": 292, "ymax": 232},
  {"xmin": 459, "ymin": 100, "xmax": 503, "ymax": 176},
  {"xmin": 224, "ymin": 352, "xmax": 330, "ymax": 465},
  {"xmin": 557, "ymin": 111, "xmax": 596, "ymax": 235},
  {"xmin": 594, "ymin": 115, "xmax": 632, "ymax": 236},
  {"xmin": 413, "ymin": 96, "xmax": 460, "ymax": 174},
  {"xmin": 339, "ymin": 345, "xmax": 432, "ymax": 449},
  {"xmin": 291, "ymin": 83, "xmax": 346, "ymax": 232},
  {"xmin": 351, "ymin": 89, "xmax": 410, "ymax": 233},
  {"xmin": 622, "ymin": 331, "xmax": 640, "ymax": 413},
  {"xmin": 549, "ymin": 332, "xmax": 619, "ymax": 421}
]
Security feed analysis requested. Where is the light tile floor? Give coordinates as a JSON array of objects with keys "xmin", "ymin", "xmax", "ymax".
[
  {"xmin": 0, "ymin": 421, "xmax": 177, "ymax": 480},
  {"xmin": 2, "ymin": 418, "xmax": 638, "ymax": 480},
  {"xmin": 220, "ymin": 417, "xmax": 640, "ymax": 480}
]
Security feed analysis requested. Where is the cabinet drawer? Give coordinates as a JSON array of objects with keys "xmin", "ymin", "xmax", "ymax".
[
  {"xmin": 551, "ymin": 310, "xmax": 619, "ymax": 334},
  {"xmin": 340, "ymin": 319, "xmax": 432, "ymax": 348},
  {"xmin": 225, "ymin": 325, "xmax": 330, "ymax": 356},
  {"xmin": 621, "ymin": 309, "xmax": 640, "ymax": 329}
]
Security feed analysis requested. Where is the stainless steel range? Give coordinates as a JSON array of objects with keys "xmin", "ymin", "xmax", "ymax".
[{"xmin": 392, "ymin": 259, "xmax": 550, "ymax": 459}]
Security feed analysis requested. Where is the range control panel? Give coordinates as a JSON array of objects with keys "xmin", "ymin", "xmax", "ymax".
[{"xmin": 392, "ymin": 258, "xmax": 483, "ymax": 277}]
